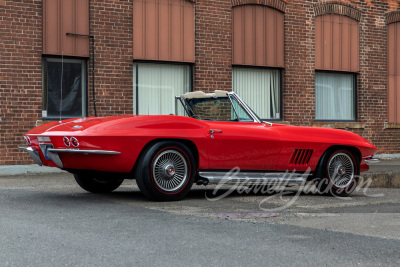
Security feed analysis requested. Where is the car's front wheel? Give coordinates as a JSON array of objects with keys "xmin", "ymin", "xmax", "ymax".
[
  {"xmin": 135, "ymin": 141, "xmax": 196, "ymax": 201},
  {"xmin": 73, "ymin": 173, "xmax": 124, "ymax": 193},
  {"xmin": 314, "ymin": 150, "xmax": 359, "ymax": 197}
]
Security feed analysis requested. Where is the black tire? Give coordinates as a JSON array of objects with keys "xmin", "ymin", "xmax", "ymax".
[
  {"xmin": 314, "ymin": 149, "xmax": 360, "ymax": 197},
  {"xmin": 135, "ymin": 141, "xmax": 196, "ymax": 201},
  {"xmin": 73, "ymin": 173, "xmax": 124, "ymax": 193}
]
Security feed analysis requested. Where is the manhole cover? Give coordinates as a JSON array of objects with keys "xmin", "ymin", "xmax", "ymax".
[{"xmin": 208, "ymin": 212, "xmax": 280, "ymax": 219}]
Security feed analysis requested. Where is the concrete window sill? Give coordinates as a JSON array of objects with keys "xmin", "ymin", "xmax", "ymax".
[
  {"xmin": 273, "ymin": 121, "xmax": 291, "ymax": 125},
  {"xmin": 312, "ymin": 122, "xmax": 366, "ymax": 129},
  {"xmin": 384, "ymin": 123, "xmax": 400, "ymax": 129}
]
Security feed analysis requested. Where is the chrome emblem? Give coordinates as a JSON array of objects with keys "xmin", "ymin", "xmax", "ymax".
[{"xmin": 168, "ymin": 167, "xmax": 175, "ymax": 176}]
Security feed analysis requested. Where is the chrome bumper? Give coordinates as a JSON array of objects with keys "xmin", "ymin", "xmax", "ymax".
[
  {"xmin": 19, "ymin": 146, "xmax": 121, "ymax": 169},
  {"xmin": 18, "ymin": 146, "xmax": 43, "ymax": 166},
  {"xmin": 46, "ymin": 149, "xmax": 120, "ymax": 168},
  {"xmin": 365, "ymin": 158, "xmax": 380, "ymax": 164}
]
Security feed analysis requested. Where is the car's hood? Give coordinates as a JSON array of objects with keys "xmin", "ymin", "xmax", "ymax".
[{"xmin": 272, "ymin": 123, "xmax": 376, "ymax": 149}]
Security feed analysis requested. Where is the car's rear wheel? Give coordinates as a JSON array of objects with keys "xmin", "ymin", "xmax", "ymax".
[
  {"xmin": 73, "ymin": 173, "xmax": 124, "ymax": 193},
  {"xmin": 314, "ymin": 149, "xmax": 359, "ymax": 197},
  {"xmin": 135, "ymin": 141, "xmax": 196, "ymax": 201}
]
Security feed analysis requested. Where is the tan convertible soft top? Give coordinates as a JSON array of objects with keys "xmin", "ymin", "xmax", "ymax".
[{"xmin": 182, "ymin": 90, "xmax": 229, "ymax": 99}]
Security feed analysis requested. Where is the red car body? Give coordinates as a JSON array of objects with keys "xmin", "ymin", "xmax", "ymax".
[
  {"xmin": 20, "ymin": 91, "xmax": 378, "ymax": 200},
  {"xmin": 24, "ymin": 115, "xmax": 376, "ymax": 173}
]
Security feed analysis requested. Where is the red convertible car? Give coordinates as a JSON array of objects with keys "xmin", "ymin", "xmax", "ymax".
[{"xmin": 20, "ymin": 91, "xmax": 378, "ymax": 200}]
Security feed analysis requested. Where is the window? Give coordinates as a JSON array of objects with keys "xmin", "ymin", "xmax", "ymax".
[
  {"xmin": 315, "ymin": 72, "xmax": 356, "ymax": 121},
  {"xmin": 42, "ymin": 57, "xmax": 87, "ymax": 119},
  {"xmin": 315, "ymin": 13, "xmax": 359, "ymax": 122},
  {"xmin": 133, "ymin": 62, "xmax": 192, "ymax": 115},
  {"xmin": 232, "ymin": 4, "xmax": 284, "ymax": 120},
  {"xmin": 233, "ymin": 67, "xmax": 281, "ymax": 120},
  {"xmin": 183, "ymin": 96, "xmax": 253, "ymax": 122}
]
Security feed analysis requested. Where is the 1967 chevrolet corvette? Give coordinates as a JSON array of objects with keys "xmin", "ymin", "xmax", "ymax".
[{"xmin": 19, "ymin": 91, "xmax": 378, "ymax": 200}]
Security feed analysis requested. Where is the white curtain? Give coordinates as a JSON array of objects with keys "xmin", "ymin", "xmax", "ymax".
[
  {"xmin": 233, "ymin": 67, "xmax": 281, "ymax": 120},
  {"xmin": 315, "ymin": 72, "xmax": 355, "ymax": 120},
  {"xmin": 133, "ymin": 63, "xmax": 191, "ymax": 115}
]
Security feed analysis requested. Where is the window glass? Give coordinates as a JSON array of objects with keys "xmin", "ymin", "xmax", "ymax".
[
  {"xmin": 233, "ymin": 67, "xmax": 281, "ymax": 120},
  {"xmin": 229, "ymin": 96, "xmax": 253, "ymax": 122},
  {"xmin": 42, "ymin": 58, "xmax": 87, "ymax": 119},
  {"xmin": 133, "ymin": 63, "xmax": 191, "ymax": 115},
  {"xmin": 186, "ymin": 97, "xmax": 237, "ymax": 121},
  {"xmin": 315, "ymin": 72, "xmax": 356, "ymax": 121}
]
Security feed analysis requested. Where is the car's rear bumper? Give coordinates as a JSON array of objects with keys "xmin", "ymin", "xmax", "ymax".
[
  {"xmin": 19, "ymin": 146, "xmax": 121, "ymax": 169},
  {"xmin": 19, "ymin": 146, "xmax": 43, "ymax": 166}
]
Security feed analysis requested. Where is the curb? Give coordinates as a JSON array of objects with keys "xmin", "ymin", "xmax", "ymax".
[
  {"xmin": 374, "ymin": 153, "xmax": 400, "ymax": 160},
  {"xmin": 0, "ymin": 165, "xmax": 66, "ymax": 177},
  {"xmin": 363, "ymin": 172, "xmax": 400, "ymax": 189}
]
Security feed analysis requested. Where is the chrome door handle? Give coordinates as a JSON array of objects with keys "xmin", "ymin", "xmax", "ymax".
[{"xmin": 209, "ymin": 129, "xmax": 222, "ymax": 134}]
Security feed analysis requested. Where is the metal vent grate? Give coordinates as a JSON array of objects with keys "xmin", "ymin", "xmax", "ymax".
[{"xmin": 289, "ymin": 149, "xmax": 313, "ymax": 166}]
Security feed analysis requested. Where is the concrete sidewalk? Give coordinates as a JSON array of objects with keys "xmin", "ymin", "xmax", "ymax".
[{"xmin": 0, "ymin": 157, "xmax": 399, "ymax": 188}]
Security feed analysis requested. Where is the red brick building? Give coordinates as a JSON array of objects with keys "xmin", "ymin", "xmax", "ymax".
[{"xmin": 1, "ymin": 0, "xmax": 400, "ymax": 166}]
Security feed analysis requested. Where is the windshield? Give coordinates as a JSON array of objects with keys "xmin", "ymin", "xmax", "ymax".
[{"xmin": 182, "ymin": 96, "xmax": 254, "ymax": 122}]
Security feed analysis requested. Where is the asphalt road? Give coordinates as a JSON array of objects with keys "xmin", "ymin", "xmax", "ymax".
[{"xmin": 1, "ymin": 173, "xmax": 400, "ymax": 266}]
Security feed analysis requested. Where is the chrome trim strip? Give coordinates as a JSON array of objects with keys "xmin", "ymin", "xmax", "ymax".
[
  {"xmin": 228, "ymin": 92, "xmax": 259, "ymax": 123},
  {"xmin": 47, "ymin": 149, "xmax": 120, "ymax": 155},
  {"xmin": 365, "ymin": 158, "xmax": 380, "ymax": 164},
  {"xmin": 199, "ymin": 171, "xmax": 309, "ymax": 185},
  {"xmin": 227, "ymin": 94, "xmax": 241, "ymax": 121},
  {"xmin": 175, "ymin": 96, "xmax": 178, "ymax": 115},
  {"xmin": 19, "ymin": 146, "xmax": 43, "ymax": 166}
]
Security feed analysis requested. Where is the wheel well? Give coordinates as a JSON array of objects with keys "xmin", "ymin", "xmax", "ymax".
[
  {"xmin": 326, "ymin": 145, "xmax": 361, "ymax": 162},
  {"xmin": 312, "ymin": 145, "xmax": 361, "ymax": 179},
  {"xmin": 316, "ymin": 145, "xmax": 361, "ymax": 170},
  {"xmin": 130, "ymin": 138, "xmax": 200, "ymax": 177}
]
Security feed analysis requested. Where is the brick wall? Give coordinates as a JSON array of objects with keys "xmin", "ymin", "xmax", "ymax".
[
  {"xmin": 194, "ymin": 0, "xmax": 232, "ymax": 93},
  {"xmin": 89, "ymin": 0, "xmax": 133, "ymax": 117},
  {"xmin": 1, "ymin": 0, "xmax": 400, "ymax": 166},
  {"xmin": 0, "ymin": 0, "xmax": 42, "ymax": 165},
  {"xmin": 282, "ymin": 0, "xmax": 400, "ymax": 153},
  {"xmin": 283, "ymin": 0, "xmax": 316, "ymax": 126}
]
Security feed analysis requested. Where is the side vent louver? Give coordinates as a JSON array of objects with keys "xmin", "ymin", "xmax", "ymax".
[{"xmin": 289, "ymin": 149, "xmax": 313, "ymax": 166}]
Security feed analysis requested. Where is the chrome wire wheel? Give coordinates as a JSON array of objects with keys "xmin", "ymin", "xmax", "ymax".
[
  {"xmin": 152, "ymin": 149, "xmax": 188, "ymax": 192},
  {"xmin": 327, "ymin": 152, "xmax": 355, "ymax": 189}
]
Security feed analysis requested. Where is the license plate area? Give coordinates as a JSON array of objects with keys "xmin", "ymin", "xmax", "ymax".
[{"xmin": 39, "ymin": 144, "xmax": 54, "ymax": 161}]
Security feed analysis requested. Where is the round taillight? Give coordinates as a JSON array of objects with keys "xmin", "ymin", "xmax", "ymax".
[
  {"xmin": 71, "ymin": 137, "xmax": 79, "ymax": 147},
  {"xmin": 63, "ymin": 137, "xmax": 71, "ymax": 147},
  {"xmin": 25, "ymin": 136, "xmax": 31, "ymax": 146}
]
